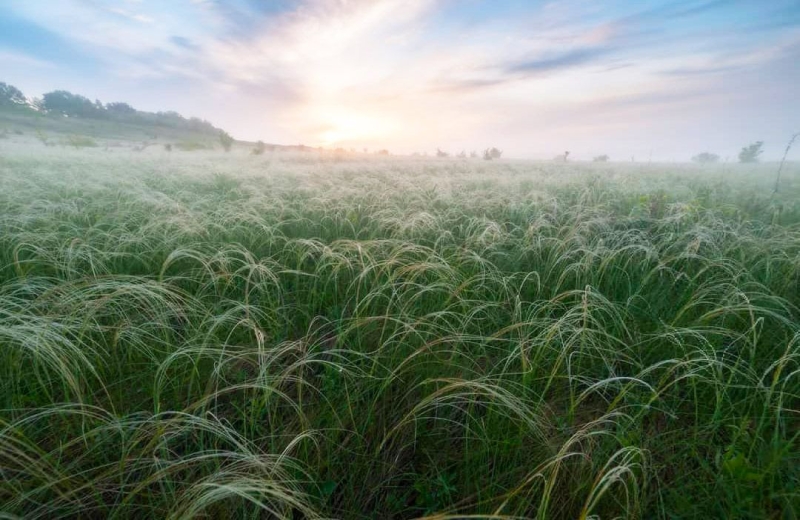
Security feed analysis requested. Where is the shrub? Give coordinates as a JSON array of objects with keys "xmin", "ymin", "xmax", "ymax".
[
  {"xmin": 692, "ymin": 152, "xmax": 720, "ymax": 164},
  {"xmin": 436, "ymin": 148, "xmax": 449, "ymax": 158},
  {"xmin": 593, "ymin": 155, "xmax": 609, "ymax": 162},
  {"xmin": 483, "ymin": 147, "xmax": 502, "ymax": 160},
  {"xmin": 252, "ymin": 141, "xmax": 266, "ymax": 155}
]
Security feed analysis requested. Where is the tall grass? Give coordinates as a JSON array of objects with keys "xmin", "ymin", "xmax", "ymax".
[{"xmin": 0, "ymin": 150, "xmax": 799, "ymax": 518}]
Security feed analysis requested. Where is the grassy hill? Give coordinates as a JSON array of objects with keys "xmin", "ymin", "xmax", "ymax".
[{"xmin": 0, "ymin": 81, "xmax": 241, "ymax": 151}]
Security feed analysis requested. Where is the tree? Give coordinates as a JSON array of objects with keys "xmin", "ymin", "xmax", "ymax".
[
  {"xmin": 0, "ymin": 82, "xmax": 26, "ymax": 106},
  {"xmin": 106, "ymin": 102, "xmax": 136, "ymax": 114},
  {"xmin": 738, "ymin": 141, "xmax": 763, "ymax": 163},
  {"xmin": 692, "ymin": 152, "xmax": 720, "ymax": 164},
  {"xmin": 218, "ymin": 130, "xmax": 234, "ymax": 152},
  {"xmin": 593, "ymin": 155, "xmax": 609, "ymax": 162},
  {"xmin": 42, "ymin": 90, "xmax": 99, "ymax": 117}
]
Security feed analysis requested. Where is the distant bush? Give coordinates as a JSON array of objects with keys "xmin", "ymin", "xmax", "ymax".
[
  {"xmin": 65, "ymin": 135, "xmax": 97, "ymax": 149},
  {"xmin": 457, "ymin": 150, "xmax": 467, "ymax": 158},
  {"xmin": 692, "ymin": 152, "xmax": 720, "ymax": 164},
  {"xmin": 376, "ymin": 149, "xmax": 390, "ymax": 155},
  {"xmin": 436, "ymin": 148, "xmax": 449, "ymax": 158},
  {"xmin": 252, "ymin": 141, "xmax": 266, "ymax": 155},
  {"xmin": 469, "ymin": 150, "xmax": 478, "ymax": 159},
  {"xmin": 593, "ymin": 155, "xmax": 609, "ymax": 162},
  {"xmin": 483, "ymin": 147, "xmax": 502, "ymax": 160},
  {"xmin": 164, "ymin": 144, "xmax": 172, "ymax": 152},
  {"xmin": 738, "ymin": 141, "xmax": 763, "ymax": 163}
]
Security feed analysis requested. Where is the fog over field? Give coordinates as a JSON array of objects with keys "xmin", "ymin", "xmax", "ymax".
[{"xmin": 1, "ymin": 1, "xmax": 800, "ymax": 519}]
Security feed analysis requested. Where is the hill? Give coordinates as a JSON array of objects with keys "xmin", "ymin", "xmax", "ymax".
[{"xmin": 0, "ymin": 80, "xmax": 238, "ymax": 149}]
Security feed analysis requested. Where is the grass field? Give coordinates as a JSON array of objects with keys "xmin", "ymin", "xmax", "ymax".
[{"xmin": 1, "ymin": 144, "xmax": 799, "ymax": 518}]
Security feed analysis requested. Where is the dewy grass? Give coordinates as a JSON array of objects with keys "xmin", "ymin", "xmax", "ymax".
[{"xmin": 0, "ymin": 147, "xmax": 799, "ymax": 518}]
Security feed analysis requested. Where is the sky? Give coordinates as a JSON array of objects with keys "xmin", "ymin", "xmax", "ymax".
[{"xmin": 1, "ymin": 0, "xmax": 799, "ymax": 161}]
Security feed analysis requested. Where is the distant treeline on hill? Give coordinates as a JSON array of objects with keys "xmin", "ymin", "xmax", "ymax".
[{"xmin": 0, "ymin": 81, "xmax": 220, "ymax": 136}]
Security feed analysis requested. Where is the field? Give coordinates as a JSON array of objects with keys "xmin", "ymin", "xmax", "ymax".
[{"xmin": 1, "ymin": 143, "xmax": 799, "ymax": 518}]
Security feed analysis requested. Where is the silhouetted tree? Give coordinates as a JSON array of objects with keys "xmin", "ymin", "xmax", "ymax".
[
  {"xmin": 692, "ymin": 152, "xmax": 720, "ymax": 164},
  {"xmin": 738, "ymin": 141, "xmax": 763, "ymax": 163}
]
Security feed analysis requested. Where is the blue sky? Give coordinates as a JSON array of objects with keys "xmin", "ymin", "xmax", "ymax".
[{"xmin": 1, "ymin": 0, "xmax": 799, "ymax": 160}]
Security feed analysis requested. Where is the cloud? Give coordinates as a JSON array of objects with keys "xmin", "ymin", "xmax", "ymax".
[
  {"xmin": 0, "ymin": 49, "xmax": 57, "ymax": 69},
  {"xmin": 169, "ymin": 36, "xmax": 199, "ymax": 51},
  {"xmin": 2, "ymin": 0, "xmax": 799, "ymax": 158},
  {"xmin": 506, "ymin": 47, "xmax": 612, "ymax": 75}
]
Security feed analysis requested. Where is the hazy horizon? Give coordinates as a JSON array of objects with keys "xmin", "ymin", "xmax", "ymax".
[{"xmin": 2, "ymin": 0, "xmax": 799, "ymax": 160}]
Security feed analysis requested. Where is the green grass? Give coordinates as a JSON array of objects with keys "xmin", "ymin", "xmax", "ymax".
[{"xmin": 0, "ymin": 150, "xmax": 798, "ymax": 519}]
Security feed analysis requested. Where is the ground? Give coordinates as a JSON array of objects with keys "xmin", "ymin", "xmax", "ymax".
[{"xmin": 0, "ymin": 136, "xmax": 799, "ymax": 518}]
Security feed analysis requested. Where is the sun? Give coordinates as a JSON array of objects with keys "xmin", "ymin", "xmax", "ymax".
[{"xmin": 317, "ymin": 109, "xmax": 392, "ymax": 146}]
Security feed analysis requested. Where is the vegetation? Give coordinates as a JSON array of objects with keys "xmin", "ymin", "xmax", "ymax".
[
  {"xmin": 174, "ymin": 139, "xmax": 210, "ymax": 151},
  {"xmin": 692, "ymin": 152, "xmax": 720, "ymax": 164},
  {"xmin": 0, "ymin": 82, "xmax": 26, "ymax": 106},
  {"xmin": 252, "ymin": 140, "xmax": 267, "ymax": 155},
  {"xmin": 219, "ymin": 130, "xmax": 234, "ymax": 152},
  {"xmin": 593, "ymin": 154, "xmax": 610, "ymax": 162},
  {"xmin": 0, "ymin": 81, "xmax": 228, "ymax": 140},
  {"xmin": 0, "ymin": 150, "xmax": 798, "ymax": 519},
  {"xmin": 483, "ymin": 147, "xmax": 502, "ymax": 160},
  {"xmin": 64, "ymin": 134, "xmax": 98, "ymax": 149},
  {"xmin": 739, "ymin": 141, "xmax": 764, "ymax": 163}
]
